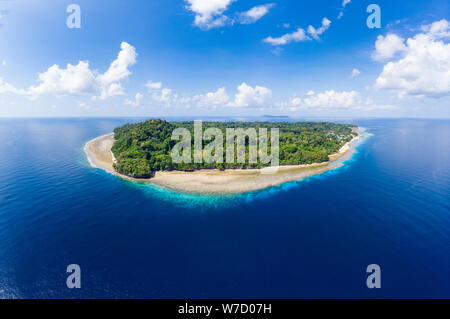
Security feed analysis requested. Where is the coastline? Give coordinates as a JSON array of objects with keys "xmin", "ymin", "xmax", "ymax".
[{"xmin": 84, "ymin": 129, "xmax": 363, "ymax": 195}]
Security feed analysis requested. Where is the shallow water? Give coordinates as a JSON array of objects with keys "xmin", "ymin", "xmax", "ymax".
[{"xmin": 0, "ymin": 118, "xmax": 449, "ymax": 298}]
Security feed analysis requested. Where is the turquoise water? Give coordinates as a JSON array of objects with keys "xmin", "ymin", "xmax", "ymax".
[{"xmin": 0, "ymin": 118, "xmax": 449, "ymax": 298}]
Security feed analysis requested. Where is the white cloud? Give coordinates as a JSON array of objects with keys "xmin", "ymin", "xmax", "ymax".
[
  {"xmin": 263, "ymin": 27, "xmax": 310, "ymax": 46},
  {"xmin": 145, "ymin": 83, "xmax": 270, "ymax": 108},
  {"xmin": 264, "ymin": 17, "xmax": 331, "ymax": 46},
  {"xmin": 205, "ymin": 15, "xmax": 231, "ymax": 29},
  {"xmin": 152, "ymin": 88, "xmax": 173, "ymax": 103},
  {"xmin": 338, "ymin": 0, "xmax": 351, "ymax": 19},
  {"xmin": 145, "ymin": 81, "xmax": 163, "ymax": 91},
  {"xmin": 185, "ymin": 0, "xmax": 235, "ymax": 29},
  {"xmin": 185, "ymin": 1, "xmax": 274, "ymax": 29},
  {"xmin": 301, "ymin": 90, "xmax": 360, "ymax": 108},
  {"xmin": 2, "ymin": 60, "xmax": 5, "ymax": 67},
  {"xmin": 25, "ymin": 42, "xmax": 137, "ymax": 100},
  {"xmin": 144, "ymin": 81, "xmax": 175, "ymax": 104},
  {"xmin": 138, "ymin": 83, "xmax": 393, "ymax": 112},
  {"xmin": 0, "ymin": 78, "xmax": 27, "ymax": 95},
  {"xmin": 29, "ymin": 61, "xmax": 98, "ymax": 97},
  {"xmin": 421, "ymin": 19, "xmax": 450, "ymax": 39},
  {"xmin": 96, "ymin": 42, "xmax": 137, "ymax": 99},
  {"xmin": 307, "ymin": 17, "xmax": 331, "ymax": 40},
  {"xmin": 280, "ymin": 90, "xmax": 395, "ymax": 111},
  {"xmin": 372, "ymin": 34, "xmax": 406, "ymax": 61},
  {"xmin": 125, "ymin": 92, "xmax": 143, "ymax": 106},
  {"xmin": 194, "ymin": 87, "xmax": 229, "ymax": 107},
  {"xmin": 350, "ymin": 68, "xmax": 361, "ymax": 78},
  {"xmin": 228, "ymin": 82, "xmax": 272, "ymax": 107},
  {"xmin": 374, "ymin": 19, "xmax": 450, "ymax": 98},
  {"xmin": 239, "ymin": 3, "xmax": 274, "ymax": 24}
]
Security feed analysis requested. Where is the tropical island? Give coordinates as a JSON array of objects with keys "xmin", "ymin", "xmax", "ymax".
[{"xmin": 85, "ymin": 119, "xmax": 362, "ymax": 194}]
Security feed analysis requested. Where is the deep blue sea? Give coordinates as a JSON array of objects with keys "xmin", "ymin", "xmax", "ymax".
[{"xmin": 0, "ymin": 117, "xmax": 449, "ymax": 298}]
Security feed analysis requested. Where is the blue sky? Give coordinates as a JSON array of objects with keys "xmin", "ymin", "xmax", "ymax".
[{"xmin": 0, "ymin": 0, "xmax": 449, "ymax": 118}]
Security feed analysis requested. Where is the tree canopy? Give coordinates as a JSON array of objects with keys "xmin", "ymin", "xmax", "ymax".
[{"xmin": 111, "ymin": 119, "xmax": 357, "ymax": 178}]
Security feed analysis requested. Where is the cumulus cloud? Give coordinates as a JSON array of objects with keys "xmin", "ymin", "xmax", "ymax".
[
  {"xmin": 145, "ymin": 81, "xmax": 163, "ymax": 91},
  {"xmin": 350, "ymin": 68, "xmax": 361, "ymax": 78},
  {"xmin": 228, "ymin": 82, "xmax": 272, "ymax": 107},
  {"xmin": 194, "ymin": 87, "xmax": 229, "ymax": 107},
  {"xmin": 0, "ymin": 42, "xmax": 137, "ymax": 101},
  {"xmin": 263, "ymin": 17, "xmax": 331, "ymax": 46},
  {"xmin": 125, "ymin": 92, "xmax": 143, "ymax": 106},
  {"xmin": 374, "ymin": 19, "xmax": 450, "ymax": 98},
  {"xmin": 143, "ymin": 80, "xmax": 176, "ymax": 104},
  {"xmin": 300, "ymin": 90, "xmax": 360, "ymax": 108},
  {"xmin": 21, "ymin": 42, "xmax": 137, "ymax": 100},
  {"xmin": 146, "ymin": 83, "xmax": 270, "ymax": 108},
  {"xmin": 342, "ymin": 0, "xmax": 351, "ymax": 8},
  {"xmin": 307, "ymin": 17, "xmax": 331, "ymax": 40},
  {"xmin": 185, "ymin": 0, "xmax": 235, "ymax": 29},
  {"xmin": 96, "ymin": 42, "xmax": 137, "ymax": 99},
  {"xmin": 185, "ymin": 1, "xmax": 274, "ymax": 29},
  {"xmin": 0, "ymin": 78, "xmax": 27, "ymax": 95},
  {"xmin": 239, "ymin": 3, "xmax": 274, "ymax": 24},
  {"xmin": 280, "ymin": 90, "xmax": 395, "ymax": 111},
  {"xmin": 28, "ymin": 61, "xmax": 98, "ymax": 97},
  {"xmin": 152, "ymin": 88, "xmax": 173, "ymax": 103},
  {"xmin": 421, "ymin": 18, "xmax": 450, "ymax": 39},
  {"xmin": 372, "ymin": 34, "xmax": 406, "ymax": 61},
  {"xmin": 263, "ymin": 28, "xmax": 309, "ymax": 46}
]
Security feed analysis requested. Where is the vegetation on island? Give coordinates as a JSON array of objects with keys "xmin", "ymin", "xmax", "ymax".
[{"xmin": 111, "ymin": 119, "xmax": 357, "ymax": 178}]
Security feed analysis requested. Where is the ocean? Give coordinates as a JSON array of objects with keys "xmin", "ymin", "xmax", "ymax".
[{"xmin": 0, "ymin": 117, "xmax": 449, "ymax": 298}]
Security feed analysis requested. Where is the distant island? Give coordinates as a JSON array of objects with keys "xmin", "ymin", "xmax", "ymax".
[
  {"xmin": 84, "ymin": 119, "xmax": 362, "ymax": 194},
  {"xmin": 261, "ymin": 115, "xmax": 291, "ymax": 119}
]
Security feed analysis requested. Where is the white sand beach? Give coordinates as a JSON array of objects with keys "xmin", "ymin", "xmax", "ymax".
[{"xmin": 84, "ymin": 129, "xmax": 362, "ymax": 194}]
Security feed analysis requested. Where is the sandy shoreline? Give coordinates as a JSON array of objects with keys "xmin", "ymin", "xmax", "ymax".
[{"xmin": 84, "ymin": 129, "xmax": 363, "ymax": 195}]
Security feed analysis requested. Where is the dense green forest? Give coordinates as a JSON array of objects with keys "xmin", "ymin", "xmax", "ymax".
[{"xmin": 111, "ymin": 119, "xmax": 357, "ymax": 178}]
